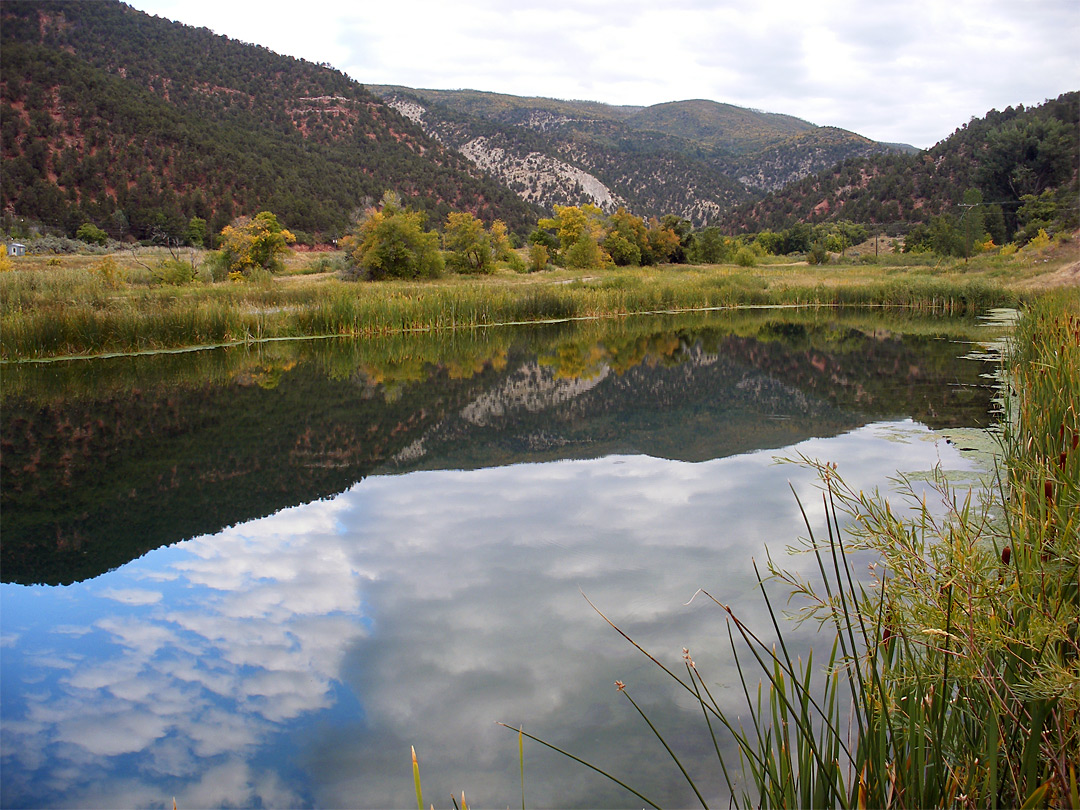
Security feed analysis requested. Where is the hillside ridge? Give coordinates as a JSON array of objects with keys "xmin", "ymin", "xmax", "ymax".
[{"xmin": 368, "ymin": 85, "xmax": 907, "ymax": 225}]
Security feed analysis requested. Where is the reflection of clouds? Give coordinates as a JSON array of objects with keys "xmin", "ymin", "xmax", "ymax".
[
  {"xmin": 99, "ymin": 587, "xmax": 162, "ymax": 606},
  {"xmin": 301, "ymin": 420, "xmax": 977, "ymax": 807},
  {"xmin": 55, "ymin": 703, "xmax": 172, "ymax": 756},
  {"xmin": 94, "ymin": 615, "xmax": 179, "ymax": 654},
  {"xmin": 1, "ymin": 496, "xmax": 369, "ymax": 808},
  {"xmin": 51, "ymin": 625, "xmax": 93, "ymax": 637},
  {"xmin": 23, "ymin": 652, "xmax": 81, "ymax": 673},
  {"xmin": 0, "ymin": 419, "xmax": 981, "ymax": 808}
]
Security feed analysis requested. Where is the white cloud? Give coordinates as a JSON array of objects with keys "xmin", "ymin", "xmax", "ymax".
[{"xmin": 130, "ymin": 0, "xmax": 1078, "ymax": 148}]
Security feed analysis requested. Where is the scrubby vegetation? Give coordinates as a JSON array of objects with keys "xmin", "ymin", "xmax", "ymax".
[{"xmin": 4, "ymin": 238, "xmax": 1063, "ymax": 361}]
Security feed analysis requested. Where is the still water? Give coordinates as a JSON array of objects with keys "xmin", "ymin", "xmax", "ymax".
[{"xmin": 1, "ymin": 309, "xmax": 1002, "ymax": 808}]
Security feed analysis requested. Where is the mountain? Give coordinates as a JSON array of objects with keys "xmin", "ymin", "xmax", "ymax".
[
  {"xmin": 720, "ymin": 92, "xmax": 1080, "ymax": 239},
  {"xmin": 6, "ymin": 0, "xmax": 1017, "ymax": 244},
  {"xmin": 0, "ymin": 1, "xmax": 540, "ymax": 240},
  {"xmin": 371, "ymin": 86, "xmax": 910, "ymax": 225}
]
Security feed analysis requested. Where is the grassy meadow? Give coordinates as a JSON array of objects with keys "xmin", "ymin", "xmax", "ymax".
[{"xmin": 2, "ymin": 240, "xmax": 1076, "ymax": 362}]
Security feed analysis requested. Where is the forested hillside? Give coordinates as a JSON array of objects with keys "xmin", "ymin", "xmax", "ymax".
[
  {"xmin": 3, "ymin": 0, "xmax": 1069, "ymax": 248},
  {"xmin": 372, "ymin": 86, "xmax": 906, "ymax": 225},
  {"xmin": 0, "ymin": 1, "xmax": 539, "ymax": 241},
  {"xmin": 721, "ymin": 92, "xmax": 1080, "ymax": 242}
]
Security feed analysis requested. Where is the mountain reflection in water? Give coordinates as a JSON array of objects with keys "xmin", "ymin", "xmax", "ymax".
[{"xmin": 0, "ymin": 309, "xmax": 1002, "ymax": 808}]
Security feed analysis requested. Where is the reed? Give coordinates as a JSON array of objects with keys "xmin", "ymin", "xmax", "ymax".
[
  {"xmin": 500, "ymin": 290, "xmax": 1078, "ymax": 808},
  {"xmin": 1, "ymin": 264, "xmax": 1025, "ymax": 361}
]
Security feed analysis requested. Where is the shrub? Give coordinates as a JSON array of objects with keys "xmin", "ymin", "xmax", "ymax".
[
  {"xmin": 734, "ymin": 246, "xmax": 757, "ymax": 267},
  {"xmin": 305, "ymin": 254, "xmax": 347, "ymax": 275},
  {"xmin": 528, "ymin": 227, "xmax": 559, "ymax": 252},
  {"xmin": 1024, "ymin": 228, "xmax": 1052, "ymax": 254},
  {"xmin": 219, "ymin": 211, "xmax": 296, "ymax": 275},
  {"xmin": 202, "ymin": 250, "xmax": 230, "ymax": 282},
  {"xmin": 90, "ymin": 256, "xmax": 122, "ymax": 287},
  {"xmin": 28, "ymin": 235, "xmax": 99, "ymax": 255},
  {"xmin": 527, "ymin": 243, "xmax": 549, "ymax": 273},
  {"xmin": 565, "ymin": 232, "xmax": 610, "ymax": 269},
  {"xmin": 155, "ymin": 259, "xmax": 196, "ymax": 285},
  {"xmin": 505, "ymin": 251, "xmax": 528, "ymax": 274},
  {"xmin": 76, "ymin": 222, "xmax": 108, "ymax": 246},
  {"xmin": 342, "ymin": 192, "xmax": 443, "ymax": 280}
]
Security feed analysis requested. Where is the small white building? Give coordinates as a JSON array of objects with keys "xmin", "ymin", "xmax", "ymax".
[{"xmin": 8, "ymin": 242, "xmax": 26, "ymax": 257}]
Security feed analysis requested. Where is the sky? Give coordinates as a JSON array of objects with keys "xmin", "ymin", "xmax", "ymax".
[{"xmin": 129, "ymin": 0, "xmax": 1078, "ymax": 149}]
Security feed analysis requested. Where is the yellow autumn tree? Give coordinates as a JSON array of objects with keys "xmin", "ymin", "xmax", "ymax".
[
  {"xmin": 489, "ymin": 220, "xmax": 513, "ymax": 260},
  {"xmin": 539, "ymin": 204, "xmax": 611, "ymax": 269},
  {"xmin": 443, "ymin": 211, "xmax": 494, "ymax": 274},
  {"xmin": 645, "ymin": 217, "xmax": 682, "ymax": 264},
  {"xmin": 219, "ymin": 211, "xmax": 296, "ymax": 275},
  {"xmin": 342, "ymin": 192, "xmax": 443, "ymax": 280}
]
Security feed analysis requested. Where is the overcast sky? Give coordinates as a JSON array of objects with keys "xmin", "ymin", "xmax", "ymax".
[{"xmin": 129, "ymin": 0, "xmax": 1078, "ymax": 149}]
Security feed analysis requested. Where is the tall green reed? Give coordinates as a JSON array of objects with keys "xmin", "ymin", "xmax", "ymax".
[
  {"xmin": 500, "ymin": 292, "xmax": 1077, "ymax": 808},
  {"xmin": 2, "ymin": 266, "xmax": 1022, "ymax": 361}
]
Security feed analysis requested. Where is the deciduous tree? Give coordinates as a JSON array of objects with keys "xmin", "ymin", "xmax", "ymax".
[
  {"xmin": 342, "ymin": 191, "xmax": 442, "ymax": 280},
  {"xmin": 443, "ymin": 211, "xmax": 493, "ymax": 274},
  {"xmin": 540, "ymin": 204, "xmax": 611, "ymax": 267},
  {"xmin": 219, "ymin": 211, "xmax": 296, "ymax": 274},
  {"xmin": 644, "ymin": 217, "xmax": 681, "ymax": 264},
  {"xmin": 186, "ymin": 216, "xmax": 206, "ymax": 248},
  {"xmin": 603, "ymin": 208, "xmax": 646, "ymax": 266}
]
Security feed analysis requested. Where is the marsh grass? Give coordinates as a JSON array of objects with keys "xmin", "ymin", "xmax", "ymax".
[
  {"xmin": 1, "ymin": 259, "xmax": 1031, "ymax": 360},
  {"xmin": 498, "ymin": 292, "xmax": 1078, "ymax": 808}
]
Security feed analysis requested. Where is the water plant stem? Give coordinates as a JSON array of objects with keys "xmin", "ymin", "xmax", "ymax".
[{"xmin": 499, "ymin": 289, "xmax": 1078, "ymax": 808}]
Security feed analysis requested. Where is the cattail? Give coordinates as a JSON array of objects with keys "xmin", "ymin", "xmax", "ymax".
[
  {"xmin": 1045, "ymin": 480, "xmax": 1054, "ymax": 503},
  {"xmin": 1001, "ymin": 546, "xmax": 1011, "ymax": 565}
]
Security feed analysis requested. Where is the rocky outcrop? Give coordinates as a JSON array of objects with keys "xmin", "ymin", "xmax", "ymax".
[{"xmin": 377, "ymin": 88, "xmax": 908, "ymax": 225}]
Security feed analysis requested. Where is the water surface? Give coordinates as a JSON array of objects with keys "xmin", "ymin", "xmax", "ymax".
[{"xmin": 1, "ymin": 309, "xmax": 1002, "ymax": 808}]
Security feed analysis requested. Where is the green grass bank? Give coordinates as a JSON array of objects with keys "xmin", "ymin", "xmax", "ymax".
[{"xmin": 4, "ymin": 248, "xmax": 1066, "ymax": 360}]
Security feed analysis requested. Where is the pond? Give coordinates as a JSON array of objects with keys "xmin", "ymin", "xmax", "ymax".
[{"xmin": 1, "ymin": 308, "xmax": 1004, "ymax": 808}]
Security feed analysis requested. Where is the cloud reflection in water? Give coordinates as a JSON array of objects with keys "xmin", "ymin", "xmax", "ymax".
[{"xmin": 0, "ymin": 420, "xmax": 981, "ymax": 808}]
